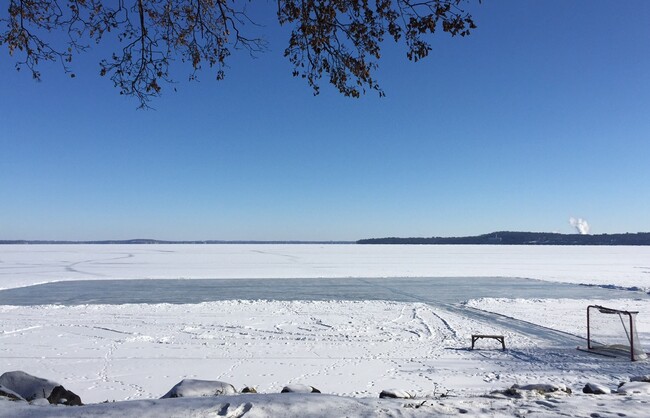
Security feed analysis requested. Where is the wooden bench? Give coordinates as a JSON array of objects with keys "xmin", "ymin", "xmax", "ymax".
[{"xmin": 471, "ymin": 334, "xmax": 505, "ymax": 350}]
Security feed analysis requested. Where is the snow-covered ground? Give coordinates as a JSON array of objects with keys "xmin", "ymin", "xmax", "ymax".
[
  {"xmin": 2, "ymin": 244, "xmax": 650, "ymax": 416},
  {"xmin": 465, "ymin": 298, "xmax": 650, "ymax": 343},
  {"xmin": 0, "ymin": 300, "xmax": 532, "ymax": 402}
]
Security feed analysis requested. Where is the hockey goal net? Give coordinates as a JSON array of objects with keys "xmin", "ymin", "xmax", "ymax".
[{"xmin": 587, "ymin": 305, "xmax": 647, "ymax": 361}]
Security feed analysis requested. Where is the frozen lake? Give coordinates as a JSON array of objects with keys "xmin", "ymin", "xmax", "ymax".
[
  {"xmin": 2, "ymin": 244, "xmax": 650, "ymax": 294},
  {"xmin": 0, "ymin": 276, "xmax": 644, "ymax": 306},
  {"xmin": 2, "ymin": 245, "xmax": 650, "ymax": 417}
]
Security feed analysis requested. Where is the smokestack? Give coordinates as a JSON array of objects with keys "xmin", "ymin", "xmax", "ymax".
[{"xmin": 569, "ymin": 217, "xmax": 590, "ymax": 235}]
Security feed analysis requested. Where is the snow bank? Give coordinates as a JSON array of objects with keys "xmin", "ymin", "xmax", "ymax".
[{"xmin": 3, "ymin": 386, "xmax": 650, "ymax": 418}]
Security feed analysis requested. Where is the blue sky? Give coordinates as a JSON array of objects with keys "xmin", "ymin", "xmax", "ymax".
[{"xmin": 1, "ymin": 0, "xmax": 649, "ymax": 241}]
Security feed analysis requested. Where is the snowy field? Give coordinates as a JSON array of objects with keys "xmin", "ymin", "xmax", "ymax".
[{"xmin": 2, "ymin": 244, "xmax": 650, "ymax": 417}]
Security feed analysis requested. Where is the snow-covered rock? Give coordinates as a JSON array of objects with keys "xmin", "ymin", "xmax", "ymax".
[
  {"xmin": 379, "ymin": 389, "xmax": 414, "ymax": 399},
  {"xmin": 496, "ymin": 383, "xmax": 573, "ymax": 398},
  {"xmin": 630, "ymin": 375, "xmax": 650, "ymax": 383},
  {"xmin": 160, "ymin": 379, "xmax": 237, "ymax": 398},
  {"xmin": 0, "ymin": 371, "xmax": 58, "ymax": 401},
  {"xmin": 513, "ymin": 383, "xmax": 571, "ymax": 394},
  {"xmin": 0, "ymin": 385, "xmax": 24, "ymax": 401},
  {"xmin": 583, "ymin": 383, "xmax": 611, "ymax": 395},
  {"xmin": 281, "ymin": 384, "xmax": 321, "ymax": 394},
  {"xmin": 616, "ymin": 381, "xmax": 650, "ymax": 395}
]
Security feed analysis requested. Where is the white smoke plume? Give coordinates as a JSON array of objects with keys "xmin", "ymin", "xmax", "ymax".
[{"xmin": 569, "ymin": 217, "xmax": 590, "ymax": 235}]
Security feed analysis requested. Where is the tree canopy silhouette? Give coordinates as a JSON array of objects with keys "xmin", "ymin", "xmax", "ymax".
[{"xmin": 1, "ymin": 1, "xmax": 476, "ymax": 107}]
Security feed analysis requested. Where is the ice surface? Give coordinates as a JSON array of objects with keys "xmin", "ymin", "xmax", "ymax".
[{"xmin": 0, "ymin": 276, "xmax": 641, "ymax": 306}]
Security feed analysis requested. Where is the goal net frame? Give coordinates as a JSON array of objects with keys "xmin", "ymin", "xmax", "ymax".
[{"xmin": 586, "ymin": 305, "xmax": 646, "ymax": 361}]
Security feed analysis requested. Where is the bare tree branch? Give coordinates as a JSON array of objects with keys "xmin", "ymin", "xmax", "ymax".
[{"xmin": 1, "ymin": 1, "xmax": 477, "ymax": 107}]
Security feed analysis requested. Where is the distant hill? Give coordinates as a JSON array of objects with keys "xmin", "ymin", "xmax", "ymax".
[{"xmin": 357, "ymin": 231, "xmax": 650, "ymax": 245}]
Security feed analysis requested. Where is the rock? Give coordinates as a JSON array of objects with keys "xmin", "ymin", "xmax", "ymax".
[
  {"xmin": 583, "ymin": 383, "xmax": 611, "ymax": 395},
  {"xmin": 379, "ymin": 389, "xmax": 414, "ymax": 399},
  {"xmin": 496, "ymin": 383, "xmax": 572, "ymax": 398},
  {"xmin": 498, "ymin": 387, "xmax": 523, "ymax": 398},
  {"xmin": 630, "ymin": 375, "xmax": 650, "ymax": 383},
  {"xmin": 0, "ymin": 371, "xmax": 58, "ymax": 401},
  {"xmin": 241, "ymin": 386, "xmax": 257, "ymax": 393},
  {"xmin": 512, "ymin": 383, "xmax": 571, "ymax": 394},
  {"xmin": 47, "ymin": 385, "xmax": 83, "ymax": 406},
  {"xmin": 0, "ymin": 385, "xmax": 25, "ymax": 401},
  {"xmin": 280, "ymin": 384, "xmax": 321, "ymax": 394},
  {"xmin": 617, "ymin": 381, "xmax": 650, "ymax": 395},
  {"xmin": 161, "ymin": 379, "xmax": 237, "ymax": 399}
]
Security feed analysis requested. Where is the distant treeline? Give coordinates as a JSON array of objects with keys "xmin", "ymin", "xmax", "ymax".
[
  {"xmin": 5, "ymin": 233, "xmax": 650, "ymax": 245},
  {"xmin": 0, "ymin": 239, "xmax": 353, "ymax": 245},
  {"xmin": 357, "ymin": 231, "xmax": 650, "ymax": 245}
]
